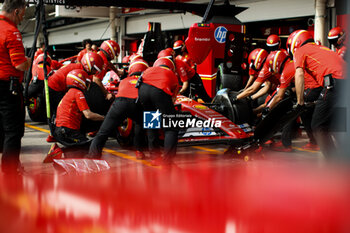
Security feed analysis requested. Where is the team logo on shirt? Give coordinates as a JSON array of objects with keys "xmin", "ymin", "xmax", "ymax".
[{"xmin": 143, "ymin": 110, "xmax": 161, "ymax": 129}]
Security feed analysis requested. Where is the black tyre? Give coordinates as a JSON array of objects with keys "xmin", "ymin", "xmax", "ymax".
[
  {"xmin": 82, "ymin": 82, "xmax": 112, "ymax": 133},
  {"xmin": 116, "ymin": 118, "xmax": 135, "ymax": 148},
  {"xmin": 27, "ymin": 94, "xmax": 47, "ymax": 122},
  {"xmin": 216, "ymin": 64, "xmax": 243, "ymax": 93},
  {"xmin": 228, "ymin": 91, "xmax": 254, "ymax": 125},
  {"xmin": 212, "ymin": 89, "xmax": 254, "ymax": 125}
]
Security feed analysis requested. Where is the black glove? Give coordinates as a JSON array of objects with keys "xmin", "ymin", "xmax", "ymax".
[
  {"xmin": 293, "ymin": 103, "xmax": 305, "ymax": 113},
  {"xmin": 261, "ymin": 107, "xmax": 270, "ymax": 119},
  {"xmin": 231, "ymin": 96, "xmax": 238, "ymax": 103}
]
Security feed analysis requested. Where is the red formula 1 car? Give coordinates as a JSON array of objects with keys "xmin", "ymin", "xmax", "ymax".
[
  {"xmin": 102, "ymin": 69, "xmax": 254, "ymax": 153},
  {"xmin": 174, "ymin": 95, "xmax": 253, "ymax": 147}
]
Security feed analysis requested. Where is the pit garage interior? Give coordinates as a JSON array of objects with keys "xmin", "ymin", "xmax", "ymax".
[{"xmin": 0, "ymin": 0, "xmax": 350, "ymax": 232}]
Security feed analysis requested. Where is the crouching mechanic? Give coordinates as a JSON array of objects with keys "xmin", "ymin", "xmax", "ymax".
[
  {"xmin": 88, "ymin": 59, "xmax": 149, "ymax": 159},
  {"xmin": 43, "ymin": 69, "xmax": 105, "ymax": 162},
  {"xmin": 46, "ymin": 52, "xmax": 103, "ymax": 142},
  {"xmin": 138, "ymin": 57, "xmax": 179, "ymax": 166}
]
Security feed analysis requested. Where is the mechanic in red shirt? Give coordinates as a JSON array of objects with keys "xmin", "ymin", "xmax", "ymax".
[
  {"xmin": 43, "ymin": 69, "xmax": 105, "ymax": 162},
  {"xmin": 28, "ymin": 54, "xmax": 52, "ymax": 99},
  {"xmin": 94, "ymin": 40, "xmax": 123, "ymax": 101},
  {"xmin": 0, "ymin": 0, "xmax": 32, "ymax": 174},
  {"xmin": 243, "ymin": 48, "xmax": 268, "ymax": 90},
  {"xmin": 238, "ymin": 35, "xmax": 285, "ymax": 105},
  {"xmin": 173, "ymin": 40, "xmax": 211, "ymax": 102},
  {"xmin": 266, "ymin": 34, "xmax": 281, "ymax": 51},
  {"xmin": 290, "ymin": 29, "xmax": 346, "ymax": 157},
  {"xmin": 328, "ymin": 26, "xmax": 347, "ymax": 60},
  {"xmin": 48, "ymin": 52, "xmax": 104, "ymax": 116},
  {"xmin": 138, "ymin": 56, "xmax": 179, "ymax": 166},
  {"xmin": 76, "ymin": 39, "xmax": 94, "ymax": 63},
  {"xmin": 264, "ymin": 51, "xmax": 322, "ymax": 151},
  {"xmin": 235, "ymin": 53, "xmax": 280, "ymax": 106},
  {"xmin": 88, "ymin": 59, "xmax": 149, "ymax": 159}
]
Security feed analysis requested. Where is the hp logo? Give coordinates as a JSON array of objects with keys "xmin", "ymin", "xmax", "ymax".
[{"xmin": 214, "ymin": 26, "xmax": 228, "ymax": 43}]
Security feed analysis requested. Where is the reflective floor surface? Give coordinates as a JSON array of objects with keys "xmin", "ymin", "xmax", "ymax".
[{"xmin": 0, "ymin": 118, "xmax": 349, "ymax": 233}]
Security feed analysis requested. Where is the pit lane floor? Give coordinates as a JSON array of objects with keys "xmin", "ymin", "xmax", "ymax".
[{"xmin": 19, "ymin": 115, "xmax": 323, "ymax": 175}]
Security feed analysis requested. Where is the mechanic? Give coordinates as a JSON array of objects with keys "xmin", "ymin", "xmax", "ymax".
[
  {"xmin": 235, "ymin": 53, "xmax": 280, "ymax": 107},
  {"xmin": 94, "ymin": 40, "xmax": 124, "ymax": 101},
  {"xmin": 243, "ymin": 48, "xmax": 268, "ymax": 90},
  {"xmin": 236, "ymin": 34, "xmax": 290, "ymax": 103},
  {"xmin": 0, "ymin": 0, "xmax": 31, "ymax": 174},
  {"xmin": 328, "ymin": 26, "xmax": 347, "ymax": 60},
  {"xmin": 263, "ymin": 50, "xmax": 322, "ymax": 151},
  {"xmin": 88, "ymin": 59, "xmax": 149, "ymax": 159},
  {"xmin": 28, "ymin": 54, "xmax": 63, "ymax": 99},
  {"xmin": 120, "ymin": 55, "xmax": 131, "ymax": 79},
  {"xmin": 43, "ymin": 69, "xmax": 105, "ymax": 163},
  {"xmin": 266, "ymin": 34, "xmax": 281, "ymax": 52},
  {"xmin": 46, "ymin": 52, "xmax": 104, "ymax": 142},
  {"xmin": 28, "ymin": 54, "xmax": 52, "ymax": 99},
  {"xmin": 173, "ymin": 40, "xmax": 211, "ymax": 102},
  {"xmin": 290, "ymin": 29, "xmax": 346, "ymax": 158},
  {"xmin": 137, "ymin": 56, "xmax": 179, "ymax": 166},
  {"xmin": 33, "ymin": 44, "xmax": 62, "ymax": 71},
  {"xmin": 76, "ymin": 39, "xmax": 94, "ymax": 62}
]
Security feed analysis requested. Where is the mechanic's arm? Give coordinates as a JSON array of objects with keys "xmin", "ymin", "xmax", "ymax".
[
  {"xmin": 251, "ymin": 81, "xmax": 271, "ymax": 100},
  {"xmin": 295, "ymin": 67, "xmax": 305, "ymax": 105},
  {"xmin": 268, "ymin": 88, "xmax": 286, "ymax": 110},
  {"xmin": 16, "ymin": 57, "xmax": 32, "ymax": 71},
  {"xmin": 108, "ymin": 61, "xmax": 124, "ymax": 76},
  {"xmin": 179, "ymin": 80, "xmax": 189, "ymax": 94},
  {"xmin": 93, "ymin": 76, "xmax": 114, "ymax": 100},
  {"xmin": 82, "ymin": 109, "xmax": 105, "ymax": 121},
  {"xmin": 244, "ymin": 74, "xmax": 256, "ymax": 90},
  {"xmin": 236, "ymin": 81, "xmax": 262, "ymax": 100}
]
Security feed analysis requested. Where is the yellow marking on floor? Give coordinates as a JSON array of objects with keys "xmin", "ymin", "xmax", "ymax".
[
  {"xmin": 195, "ymin": 151, "xmax": 219, "ymax": 154},
  {"xmin": 191, "ymin": 146, "xmax": 222, "ymax": 153},
  {"xmin": 25, "ymin": 123, "xmax": 157, "ymax": 168},
  {"xmin": 292, "ymin": 146, "xmax": 318, "ymax": 153},
  {"xmin": 102, "ymin": 148, "xmax": 157, "ymax": 168},
  {"xmin": 25, "ymin": 123, "xmax": 50, "ymax": 134}
]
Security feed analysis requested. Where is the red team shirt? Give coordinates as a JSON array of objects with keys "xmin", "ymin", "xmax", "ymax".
[
  {"xmin": 34, "ymin": 48, "xmax": 44, "ymax": 60},
  {"xmin": 116, "ymin": 76, "xmax": 139, "ymax": 99},
  {"xmin": 48, "ymin": 63, "xmax": 84, "ymax": 92},
  {"xmin": 256, "ymin": 62, "xmax": 281, "ymax": 86},
  {"xmin": 337, "ymin": 46, "xmax": 346, "ymax": 59},
  {"xmin": 182, "ymin": 53, "xmax": 196, "ymax": 78},
  {"xmin": 32, "ymin": 61, "xmax": 52, "ymax": 81},
  {"xmin": 294, "ymin": 43, "xmax": 346, "ymax": 86},
  {"xmin": 175, "ymin": 55, "xmax": 189, "ymax": 82},
  {"xmin": 76, "ymin": 48, "xmax": 89, "ymax": 64},
  {"xmin": 142, "ymin": 66, "xmax": 179, "ymax": 97},
  {"xmin": 56, "ymin": 88, "xmax": 90, "ymax": 130},
  {"xmin": 175, "ymin": 54, "xmax": 197, "ymax": 83},
  {"xmin": 0, "ymin": 15, "xmax": 28, "ymax": 82},
  {"xmin": 249, "ymin": 68, "xmax": 259, "ymax": 77}
]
